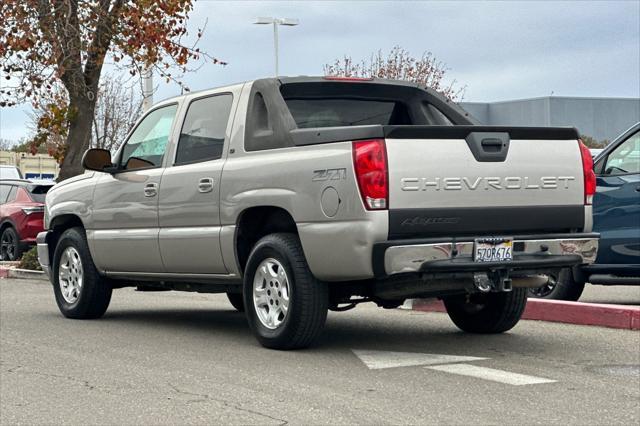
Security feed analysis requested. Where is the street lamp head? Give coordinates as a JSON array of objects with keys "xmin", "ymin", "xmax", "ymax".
[
  {"xmin": 253, "ymin": 17, "xmax": 299, "ymax": 77},
  {"xmin": 253, "ymin": 17, "xmax": 299, "ymax": 26},
  {"xmin": 279, "ymin": 18, "xmax": 299, "ymax": 26},
  {"xmin": 254, "ymin": 17, "xmax": 275, "ymax": 25}
]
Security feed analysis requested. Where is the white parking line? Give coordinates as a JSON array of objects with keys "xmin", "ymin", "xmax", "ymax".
[
  {"xmin": 426, "ymin": 364, "xmax": 557, "ymax": 386},
  {"xmin": 352, "ymin": 350, "xmax": 487, "ymax": 369}
]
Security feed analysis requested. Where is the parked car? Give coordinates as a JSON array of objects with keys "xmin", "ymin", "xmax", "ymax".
[
  {"xmin": 0, "ymin": 165, "xmax": 24, "ymax": 180},
  {"xmin": 37, "ymin": 77, "xmax": 598, "ymax": 349},
  {"xmin": 531, "ymin": 122, "xmax": 640, "ymax": 300},
  {"xmin": 0, "ymin": 179, "xmax": 53, "ymax": 260}
]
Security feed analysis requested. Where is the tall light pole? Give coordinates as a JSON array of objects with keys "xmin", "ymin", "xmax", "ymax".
[
  {"xmin": 254, "ymin": 17, "xmax": 299, "ymax": 76},
  {"xmin": 142, "ymin": 67, "xmax": 153, "ymax": 112}
]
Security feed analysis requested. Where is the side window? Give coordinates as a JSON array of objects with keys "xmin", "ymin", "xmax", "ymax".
[
  {"xmin": 175, "ymin": 94, "xmax": 233, "ymax": 165},
  {"xmin": 119, "ymin": 104, "xmax": 178, "ymax": 170},
  {"xmin": 0, "ymin": 185, "xmax": 11, "ymax": 204},
  {"xmin": 602, "ymin": 131, "xmax": 640, "ymax": 176},
  {"xmin": 6, "ymin": 186, "xmax": 17, "ymax": 202}
]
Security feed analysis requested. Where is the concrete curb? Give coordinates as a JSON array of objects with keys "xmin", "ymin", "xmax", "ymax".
[
  {"xmin": 0, "ymin": 266, "xmax": 48, "ymax": 281},
  {"xmin": 410, "ymin": 298, "xmax": 640, "ymax": 330}
]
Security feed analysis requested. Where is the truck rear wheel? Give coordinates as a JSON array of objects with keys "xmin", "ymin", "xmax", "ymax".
[
  {"xmin": 243, "ymin": 233, "xmax": 328, "ymax": 350},
  {"xmin": 52, "ymin": 227, "xmax": 112, "ymax": 319},
  {"xmin": 443, "ymin": 288, "xmax": 528, "ymax": 334}
]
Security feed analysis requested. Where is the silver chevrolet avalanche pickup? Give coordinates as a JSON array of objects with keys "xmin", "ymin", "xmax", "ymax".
[{"xmin": 37, "ymin": 77, "xmax": 599, "ymax": 349}]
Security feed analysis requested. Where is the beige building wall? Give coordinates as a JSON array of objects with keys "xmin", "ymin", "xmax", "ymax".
[{"xmin": 0, "ymin": 151, "xmax": 59, "ymax": 180}]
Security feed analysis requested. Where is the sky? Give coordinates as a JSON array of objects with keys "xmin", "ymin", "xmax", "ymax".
[{"xmin": 1, "ymin": 0, "xmax": 639, "ymax": 142}]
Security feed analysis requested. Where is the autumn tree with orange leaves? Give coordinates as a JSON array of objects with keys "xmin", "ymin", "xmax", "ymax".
[{"xmin": 1, "ymin": 0, "xmax": 224, "ymax": 180}]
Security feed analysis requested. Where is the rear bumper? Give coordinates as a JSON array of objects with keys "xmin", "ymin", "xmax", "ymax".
[
  {"xmin": 36, "ymin": 231, "xmax": 51, "ymax": 279},
  {"xmin": 373, "ymin": 233, "xmax": 599, "ymax": 278}
]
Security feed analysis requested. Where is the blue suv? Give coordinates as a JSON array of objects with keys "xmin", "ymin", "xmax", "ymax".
[{"xmin": 532, "ymin": 123, "xmax": 640, "ymax": 300}]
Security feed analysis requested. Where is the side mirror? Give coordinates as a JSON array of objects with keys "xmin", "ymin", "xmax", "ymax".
[{"xmin": 82, "ymin": 148, "xmax": 114, "ymax": 172}]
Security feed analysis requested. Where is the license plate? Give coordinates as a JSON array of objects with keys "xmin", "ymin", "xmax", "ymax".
[{"xmin": 474, "ymin": 238, "xmax": 513, "ymax": 262}]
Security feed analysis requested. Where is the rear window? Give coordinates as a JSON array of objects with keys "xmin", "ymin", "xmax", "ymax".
[
  {"xmin": 28, "ymin": 185, "xmax": 52, "ymax": 203},
  {"xmin": 285, "ymin": 98, "xmax": 410, "ymax": 128}
]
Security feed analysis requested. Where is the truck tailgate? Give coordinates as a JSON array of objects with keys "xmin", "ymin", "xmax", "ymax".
[{"xmin": 384, "ymin": 126, "xmax": 586, "ymax": 238}]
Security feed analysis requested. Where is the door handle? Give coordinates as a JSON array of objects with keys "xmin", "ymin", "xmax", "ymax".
[
  {"xmin": 636, "ymin": 186, "xmax": 640, "ymax": 192},
  {"xmin": 144, "ymin": 183, "xmax": 158, "ymax": 197},
  {"xmin": 198, "ymin": 177, "xmax": 215, "ymax": 193}
]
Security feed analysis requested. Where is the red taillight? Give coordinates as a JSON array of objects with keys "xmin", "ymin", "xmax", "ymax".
[
  {"xmin": 578, "ymin": 139, "xmax": 596, "ymax": 205},
  {"xmin": 353, "ymin": 139, "xmax": 388, "ymax": 210}
]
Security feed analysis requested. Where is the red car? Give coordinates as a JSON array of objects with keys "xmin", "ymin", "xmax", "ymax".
[{"xmin": 0, "ymin": 180, "xmax": 53, "ymax": 261}]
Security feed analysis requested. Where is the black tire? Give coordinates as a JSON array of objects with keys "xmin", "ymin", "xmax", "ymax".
[
  {"xmin": 226, "ymin": 292, "xmax": 245, "ymax": 312},
  {"xmin": 528, "ymin": 269, "xmax": 585, "ymax": 301},
  {"xmin": 52, "ymin": 227, "xmax": 112, "ymax": 319},
  {"xmin": 443, "ymin": 288, "xmax": 528, "ymax": 334},
  {"xmin": 243, "ymin": 233, "xmax": 328, "ymax": 350},
  {"xmin": 0, "ymin": 226, "xmax": 22, "ymax": 261}
]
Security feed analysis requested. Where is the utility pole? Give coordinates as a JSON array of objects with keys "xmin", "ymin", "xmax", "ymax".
[
  {"xmin": 142, "ymin": 67, "xmax": 153, "ymax": 112},
  {"xmin": 254, "ymin": 17, "xmax": 299, "ymax": 76},
  {"xmin": 273, "ymin": 20, "xmax": 279, "ymax": 76}
]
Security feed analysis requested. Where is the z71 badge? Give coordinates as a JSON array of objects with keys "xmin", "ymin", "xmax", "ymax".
[{"xmin": 312, "ymin": 168, "xmax": 347, "ymax": 181}]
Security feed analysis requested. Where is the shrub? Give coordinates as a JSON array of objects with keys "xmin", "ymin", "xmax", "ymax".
[{"xmin": 18, "ymin": 247, "xmax": 42, "ymax": 271}]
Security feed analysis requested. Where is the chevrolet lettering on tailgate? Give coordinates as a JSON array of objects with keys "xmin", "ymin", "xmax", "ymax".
[{"xmin": 400, "ymin": 176, "xmax": 576, "ymax": 191}]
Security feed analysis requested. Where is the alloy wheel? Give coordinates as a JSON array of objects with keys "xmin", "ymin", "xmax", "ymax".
[
  {"xmin": 0, "ymin": 230, "xmax": 17, "ymax": 261},
  {"xmin": 58, "ymin": 247, "xmax": 84, "ymax": 304},
  {"xmin": 253, "ymin": 258, "xmax": 290, "ymax": 329}
]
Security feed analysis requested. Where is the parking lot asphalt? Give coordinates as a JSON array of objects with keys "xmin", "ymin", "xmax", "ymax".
[{"xmin": 1, "ymin": 278, "xmax": 639, "ymax": 425}]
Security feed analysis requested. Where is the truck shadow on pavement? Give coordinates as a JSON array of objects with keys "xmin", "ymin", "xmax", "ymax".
[
  {"xmin": 47, "ymin": 305, "xmax": 553, "ymax": 355},
  {"xmin": 100, "ymin": 308, "xmax": 253, "ymax": 338},
  {"xmin": 319, "ymin": 315, "xmax": 547, "ymax": 355}
]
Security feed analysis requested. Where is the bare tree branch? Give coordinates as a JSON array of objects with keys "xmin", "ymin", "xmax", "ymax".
[{"xmin": 324, "ymin": 46, "xmax": 466, "ymax": 101}]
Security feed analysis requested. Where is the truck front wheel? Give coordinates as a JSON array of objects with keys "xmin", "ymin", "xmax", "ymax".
[
  {"xmin": 443, "ymin": 288, "xmax": 528, "ymax": 334},
  {"xmin": 243, "ymin": 233, "xmax": 328, "ymax": 350},
  {"xmin": 52, "ymin": 227, "xmax": 112, "ymax": 319}
]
